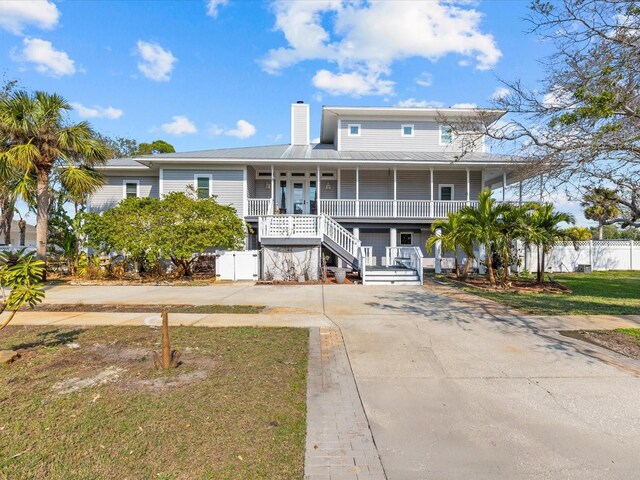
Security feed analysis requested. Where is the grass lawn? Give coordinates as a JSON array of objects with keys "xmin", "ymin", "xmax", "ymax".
[
  {"xmin": 458, "ymin": 271, "xmax": 640, "ymax": 315},
  {"xmin": 0, "ymin": 326, "xmax": 308, "ymax": 479}
]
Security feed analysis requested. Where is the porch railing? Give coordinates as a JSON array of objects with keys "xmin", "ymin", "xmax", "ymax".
[
  {"xmin": 317, "ymin": 199, "xmax": 479, "ymax": 218},
  {"xmin": 247, "ymin": 198, "xmax": 273, "ymax": 216}
]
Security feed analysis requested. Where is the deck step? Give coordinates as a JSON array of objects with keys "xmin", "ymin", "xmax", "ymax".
[
  {"xmin": 364, "ymin": 279, "xmax": 422, "ymax": 285},
  {"xmin": 365, "ymin": 269, "xmax": 417, "ymax": 276},
  {"xmin": 363, "ymin": 266, "xmax": 422, "ymax": 285}
]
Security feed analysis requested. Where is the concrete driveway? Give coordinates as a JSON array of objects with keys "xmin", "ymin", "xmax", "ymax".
[
  {"xmin": 22, "ymin": 283, "xmax": 640, "ymax": 478},
  {"xmin": 324, "ymin": 286, "xmax": 640, "ymax": 480}
]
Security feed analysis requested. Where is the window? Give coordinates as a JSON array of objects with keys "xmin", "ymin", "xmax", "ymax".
[
  {"xmin": 123, "ymin": 180, "xmax": 139, "ymax": 199},
  {"xmin": 348, "ymin": 124, "xmax": 361, "ymax": 136},
  {"xmin": 400, "ymin": 232, "xmax": 413, "ymax": 246},
  {"xmin": 401, "ymin": 124, "xmax": 414, "ymax": 137},
  {"xmin": 439, "ymin": 184, "xmax": 454, "ymax": 201},
  {"xmin": 440, "ymin": 125, "xmax": 453, "ymax": 145},
  {"xmin": 195, "ymin": 175, "xmax": 210, "ymax": 198}
]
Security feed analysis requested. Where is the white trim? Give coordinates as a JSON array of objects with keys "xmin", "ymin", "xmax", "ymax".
[
  {"xmin": 337, "ymin": 169, "xmax": 341, "ymax": 199},
  {"xmin": 466, "ymin": 168, "xmax": 470, "ymax": 202},
  {"xmin": 347, "ymin": 123, "xmax": 361, "ymax": 136},
  {"xmin": 159, "ymin": 168, "xmax": 164, "ymax": 197},
  {"xmin": 122, "ymin": 179, "xmax": 140, "ymax": 199},
  {"xmin": 337, "ymin": 119, "xmax": 342, "ymax": 151},
  {"xmin": 242, "ymin": 167, "xmax": 248, "ymax": 217},
  {"xmin": 439, "ymin": 124, "xmax": 453, "ymax": 145},
  {"xmin": 401, "ymin": 124, "xmax": 414, "ymax": 137},
  {"xmin": 502, "ymin": 171, "xmax": 507, "ymax": 201},
  {"xmin": 194, "ymin": 173, "xmax": 212, "ymax": 198},
  {"xmin": 430, "ymin": 168, "xmax": 434, "ymax": 201},
  {"xmin": 438, "ymin": 184, "xmax": 455, "ymax": 201}
]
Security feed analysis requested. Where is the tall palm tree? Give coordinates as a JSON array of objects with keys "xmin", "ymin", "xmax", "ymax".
[
  {"xmin": 526, "ymin": 204, "xmax": 575, "ymax": 283},
  {"xmin": 427, "ymin": 212, "xmax": 475, "ymax": 279},
  {"xmin": 0, "ymin": 91, "xmax": 110, "ymax": 268},
  {"xmin": 581, "ymin": 187, "xmax": 621, "ymax": 240},
  {"xmin": 459, "ymin": 189, "xmax": 511, "ymax": 285},
  {"xmin": 495, "ymin": 202, "xmax": 538, "ymax": 285}
]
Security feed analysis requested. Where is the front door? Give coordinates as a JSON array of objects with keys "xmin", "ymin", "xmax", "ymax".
[
  {"xmin": 289, "ymin": 179, "xmax": 318, "ymax": 214},
  {"xmin": 293, "ymin": 182, "xmax": 305, "ymax": 214}
]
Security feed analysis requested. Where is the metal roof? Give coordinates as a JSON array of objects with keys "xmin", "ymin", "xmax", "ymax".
[{"xmin": 113, "ymin": 143, "xmax": 522, "ymax": 167}]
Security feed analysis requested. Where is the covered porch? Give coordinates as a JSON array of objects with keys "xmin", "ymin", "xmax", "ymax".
[{"xmin": 246, "ymin": 164, "xmax": 524, "ymax": 219}]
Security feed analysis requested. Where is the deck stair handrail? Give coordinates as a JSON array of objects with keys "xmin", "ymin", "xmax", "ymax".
[
  {"xmin": 319, "ymin": 214, "xmax": 361, "ymax": 260},
  {"xmin": 386, "ymin": 246, "xmax": 424, "ymax": 284}
]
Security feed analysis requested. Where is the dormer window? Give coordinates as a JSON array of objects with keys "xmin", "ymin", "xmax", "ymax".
[
  {"xmin": 401, "ymin": 124, "xmax": 414, "ymax": 137},
  {"xmin": 348, "ymin": 124, "xmax": 361, "ymax": 136},
  {"xmin": 440, "ymin": 125, "xmax": 453, "ymax": 145}
]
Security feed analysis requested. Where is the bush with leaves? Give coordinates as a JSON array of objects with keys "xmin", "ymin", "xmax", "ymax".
[
  {"xmin": 83, "ymin": 191, "xmax": 246, "ymax": 277},
  {"xmin": 0, "ymin": 249, "xmax": 45, "ymax": 330}
]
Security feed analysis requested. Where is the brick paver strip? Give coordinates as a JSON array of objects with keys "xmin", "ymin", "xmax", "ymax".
[{"xmin": 305, "ymin": 328, "xmax": 386, "ymax": 480}]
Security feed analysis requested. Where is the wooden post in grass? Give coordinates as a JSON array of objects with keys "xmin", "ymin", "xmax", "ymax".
[{"xmin": 161, "ymin": 306, "xmax": 171, "ymax": 369}]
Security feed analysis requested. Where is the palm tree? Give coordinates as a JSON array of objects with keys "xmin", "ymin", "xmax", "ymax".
[
  {"xmin": 581, "ymin": 187, "xmax": 621, "ymax": 240},
  {"xmin": 526, "ymin": 204, "xmax": 575, "ymax": 283},
  {"xmin": 427, "ymin": 212, "xmax": 475, "ymax": 279},
  {"xmin": 459, "ymin": 189, "xmax": 511, "ymax": 285},
  {"xmin": 494, "ymin": 202, "xmax": 537, "ymax": 285},
  {"xmin": 0, "ymin": 91, "xmax": 110, "ymax": 268}
]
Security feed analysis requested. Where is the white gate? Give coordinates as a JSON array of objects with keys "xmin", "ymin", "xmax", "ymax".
[{"xmin": 216, "ymin": 250, "xmax": 260, "ymax": 281}]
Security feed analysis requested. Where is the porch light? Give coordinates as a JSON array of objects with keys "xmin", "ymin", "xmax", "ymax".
[
  {"xmin": 266, "ymin": 181, "xmax": 271, "ymax": 189},
  {"xmin": 325, "ymin": 183, "xmax": 331, "ymax": 190}
]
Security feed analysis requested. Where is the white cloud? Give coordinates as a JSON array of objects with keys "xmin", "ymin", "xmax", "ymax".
[
  {"xmin": 416, "ymin": 72, "xmax": 433, "ymax": 87},
  {"xmin": 13, "ymin": 38, "xmax": 76, "ymax": 77},
  {"xmin": 209, "ymin": 120, "xmax": 257, "ymax": 139},
  {"xmin": 451, "ymin": 102, "xmax": 477, "ymax": 109},
  {"xmin": 261, "ymin": 0, "xmax": 501, "ymax": 96},
  {"xmin": 395, "ymin": 98, "xmax": 444, "ymax": 108},
  {"xmin": 206, "ymin": 0, "xmax": 228, "ymax": 18},
  {"xmin": 312, "ymin": 69, "xmax": 394, "ymax": 97},
  {"xmin": 543, "ymin": 86, "xmax": 572, "ymax": 109},
  {"xmin": 161, "ymin": 116, "xmax": 197, "ymax": 135},
  {"xmin": 491, "ymin": 86, "xmax": 510, "ymax": 101},
  {"xmin": 71, "ymin": 102, "xmax": 123, "ymax": 120},
  {"xmin": 226, "ymin": 120, "xmax": 256, "ymax": 139},
  {"xmin": 0, "ymin": 0, "xmax": 59, "ymax": 35},
  {"xmin": 135, "ymin": 40, "xmax": 177, "ymax": 82}
]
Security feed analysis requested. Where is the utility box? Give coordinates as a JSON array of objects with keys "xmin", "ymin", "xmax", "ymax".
[{"xmin": 577, "ymin": 264, "xmax": 592, "ymax": 273}]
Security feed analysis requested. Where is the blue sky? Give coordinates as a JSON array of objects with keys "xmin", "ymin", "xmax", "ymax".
[{"xmin": 2, "ymin": 0, "xmax": 589, "ymax": 222}]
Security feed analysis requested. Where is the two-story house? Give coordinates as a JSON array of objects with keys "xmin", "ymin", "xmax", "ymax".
[{"xmin": 90, "ymin": 103, "xmax": 528, "ymax": 284}]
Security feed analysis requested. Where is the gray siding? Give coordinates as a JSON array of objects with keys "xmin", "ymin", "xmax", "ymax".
[
  {"xmin": 339, "ymin": 169, "xmax": 481, "ymax": 200},
  {"xmin": 247, "ymin": 166, "xmax": 256, "ymax": 198},
  {"xmin": 163, "ymin": 169, "xmax": 245, "ymax": 217},
  {"xmin": 433, "ymin": 170, "xmax": 481, "ymax": 201},
  {"xmin": 339, "ymin": 119, "xmax": 479, "ymax": 152},
  {"xmin": 90, "ymin": 175, "xmax": 158, "ymax": 212},
  {"xmin": 320, "ymin": 180, "xmax": 337, "ymax": 200},
  {"xmin": 359, "ymin": 229, "xmax": 389, "ymax": 266},
  {"xmin": 255, "ymin": 180, "xmax": 271, "ymax": 199}
]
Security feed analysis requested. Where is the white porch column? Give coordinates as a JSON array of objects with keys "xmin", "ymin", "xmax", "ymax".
[
  {"xmin": 502, "ymin": 171, "xmax": 507, "ymax": 201},
  {"xmin": 271, "ymin": 165, "xmax": 275, "ymax": 214},
  {"xmin": 518, "ymin": 181, "xmax": 523, "ymax": 205},
  {"xmin": 466, "ymin": 168, "xmax": 470, "ymax": 203},
  {"xmin": 429, "ymin": 167, "xmax": 434, "ymax": 217},
  {"xmin": 393, "ymin": 167, "xmax": 397, "ymax": 216},
  {"xmin": 434, "ymin": 227, "xmax": 442, "ymax": 274},
  {"xmin": 539, "ymin": 174, "xmax": 544, "ymax": 202},
  {"xmin": 352, "ymin": 226, "xmax": 360, "ymax": 239},
  {"xmin": 356, "ymin": 166, "xmax": 360, "ymax": 217},
  {"xmin": 390, "ymin": 227, "xmax": 397, "ymax": 247},
  {"xmin": 316, "ymin": 164, "xmax": 321, "ymax": 215},
  {"xmin": 478, "ymin": 243, "xmax": 487, "ymax": 274}
]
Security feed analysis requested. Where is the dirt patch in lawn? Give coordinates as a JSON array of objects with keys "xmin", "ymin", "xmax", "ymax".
[
  {"xmin": 0, "ymin": 325, "xmax": 308, "ymax": 479},
  {"xmin": 447, "ymin": 275, "xmax": 570, "ymax": 293},
  {"xmin": 561, "ymin": 329, "xmax": 640, "ymax": 361},
  {"xmin": 24, "ymin": 303, "xmax": 265, "ymax": 314}
]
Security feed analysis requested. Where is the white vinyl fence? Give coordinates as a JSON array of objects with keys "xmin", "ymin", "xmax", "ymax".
[
  {"xmin": 521, "ymin": 240, "xmax": 640, "ymax": 273},
  {"xmin": 215, "ymin": 250, "xmax": 260, "ymax": 281}
]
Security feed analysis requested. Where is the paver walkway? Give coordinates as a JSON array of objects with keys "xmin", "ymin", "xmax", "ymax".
[{"xmin": 305, "ymin": 328, "xmax": 385, "ymax": 480}]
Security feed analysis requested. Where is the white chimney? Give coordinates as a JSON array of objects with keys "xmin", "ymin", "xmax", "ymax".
[{"xmin": 290, "ymin": 101, "xmax": 309, "ymax": 146}]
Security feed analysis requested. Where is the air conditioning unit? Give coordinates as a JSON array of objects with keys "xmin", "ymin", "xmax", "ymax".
[{"xmin": 577, "ymin": 264, "xmax": 592, "ymax": 273}]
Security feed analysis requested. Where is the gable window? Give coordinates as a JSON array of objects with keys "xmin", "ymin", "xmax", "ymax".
[
  {"xmin": 400, "ymin": 232, "xmax": 413, "ymax": 245},
  {"xmin": 348, "ymin": 124, "xmax": 361, "ymax": 136},
  {"xmin": 401, "ymin": 124, "xmax": 414, "ymax": 137},
  {"xmin": 123, "ymin": 180, "xmax": 139, "ymax": 199},
  {"xmin": 439, "ymin": 125, "xmax": 453, "ymax": 145},
  {"xmin": 439, "ymin": 184, "xmax": 454, "ymax": 201},
  {"xmin": 195, "ymin": 175, "xmax": 211, "ymax": 198}
]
